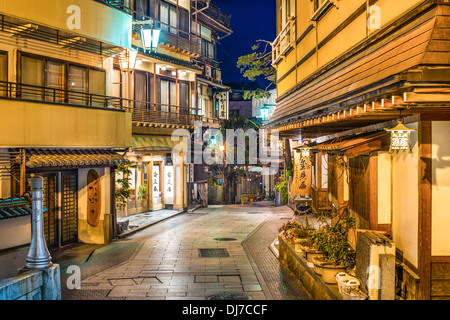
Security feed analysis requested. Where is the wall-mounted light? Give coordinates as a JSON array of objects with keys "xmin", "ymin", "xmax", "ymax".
[
  {"xmin": 299, "ymin": 146, "xmax": 311, "ymax": 159},
  {"xmin": 181, "ymin": 71, "xmax": 187, "ymax": 76},
  {"xmin": 160, "ymin": 65, "xmax": 167, "ymax": 71},
  {"xmin": 120, "ymin": 48, "xmax": 138, "ymax": 72},
  {"xmin": 385, "ymin": 120, "xmax": 416, "ymax": 154},
  {"xmin": 171, "ymin": 71, "xmax": 177, "ymax": 76}
]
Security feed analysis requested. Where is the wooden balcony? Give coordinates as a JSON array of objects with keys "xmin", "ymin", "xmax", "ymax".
[{"xmin": 272, "ymin": 17, "xmax": 296, "ymax": 65}]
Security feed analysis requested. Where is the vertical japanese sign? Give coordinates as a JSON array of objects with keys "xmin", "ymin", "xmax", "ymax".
[
  {"xmin": 216, "ymin": 92, "xmax": 228, "ymax": 120},
  {"xmin": 164, "ymin": 165, "xmax": 174, "ymax": 205},
  {"xmin": 152, "ymin": 165, "xmax": 160, "ymax": 199},
  {"xmin": 291, "ymin": 150, "xmax": 312, "ymax": 197}
]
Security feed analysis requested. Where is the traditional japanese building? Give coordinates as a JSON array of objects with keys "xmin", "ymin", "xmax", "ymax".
[
  {"xmin": 0, "ymin": 0, "xmax": 132, "ymax": 249},
  {"xmin": 0, "ymin": 0, "xmax": 231, "ymax": 253},
  {"xmin": 268, "ymin": 0, "xmax": 450, "ymax": 300}
]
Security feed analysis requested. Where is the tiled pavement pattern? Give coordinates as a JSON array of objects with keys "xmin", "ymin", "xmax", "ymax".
[{"xmin": 63, "ymin": 204, "xmax": 310, "ymax": 300}]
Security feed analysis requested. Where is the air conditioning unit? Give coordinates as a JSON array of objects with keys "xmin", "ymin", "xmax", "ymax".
[{"xmin": 355, "ymin": 231, "xmax": 396, "ymax": 300}]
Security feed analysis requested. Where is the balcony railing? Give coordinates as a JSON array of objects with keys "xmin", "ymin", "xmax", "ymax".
[
  {"xmin": 0, "ymin": 81, "xmax": 221, "ymax": 127},
  {"xmin": 272, "ymin": 17, "xmax": 296, "ymax": 65}
]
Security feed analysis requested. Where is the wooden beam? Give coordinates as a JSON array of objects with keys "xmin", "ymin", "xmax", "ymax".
[{"xmin": 418, "ymin": 120, "xmax": 432, "ymax": 300}]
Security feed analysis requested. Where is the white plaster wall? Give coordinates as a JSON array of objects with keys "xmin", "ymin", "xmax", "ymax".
[
  {"xmin": 0, "ymin": 216, "xmax": 31, "ymax": 251},
  {"xmin": 431, "ymin": 121, "xmax": 450, "ymax": 256},
  {"xmin": 392, "ymin": 122, "xmax": 419, "ymax": 267}
]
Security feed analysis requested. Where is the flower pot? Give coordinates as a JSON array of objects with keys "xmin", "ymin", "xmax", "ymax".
[
  {"xmin": 336, "ymin": 272, "xmax": 360, "ymax": 294},
  {"xmin": 305, "ymin": 249, "xmax": 323, "ymax": 263},
  {"xmin": 312, "ymin": 256, "xmax": 329, "ymax": 275},
  {"xmin": 320, "ymin": 263, "xmax": 348, "ymax": 284}
]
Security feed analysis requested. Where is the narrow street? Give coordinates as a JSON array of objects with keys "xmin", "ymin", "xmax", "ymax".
[{"xmin": 56, "ymin": 203, "xmax": 310, "ymax": 300}]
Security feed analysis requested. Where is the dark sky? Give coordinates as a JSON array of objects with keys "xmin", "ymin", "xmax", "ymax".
[{"xmin": 212, "ymin": 0, "xmax": 276, "ymax": 86}]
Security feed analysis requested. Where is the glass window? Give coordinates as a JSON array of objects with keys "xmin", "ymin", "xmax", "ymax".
[
  {"xmin": 179, "ymin": 82, "xmax": 189, "ymax": 113},
  {"xmin": 0, "ymin": 52, "xmax": 7, "ymax": 96},
  {"xmin": 169, "ymin": 81, "xmax": 176, "ymax": 112},
  {"xmin": 21, "ymin": 55, "xmax": 45, "ymax": 100},
  {"xmin": 89, "ymin": 69, "xmax": 106, "ymax": 107},
  {"xmin": 178, "ymin": 8, "xmax": 189, "ymax": 39},
  {"xmin": 160, "ymin": 79, "xmax": 169, "ymax": 113},
  {"xmin": 160, "ymin": 1, "xmax": 169, "ymax": 32},
  {"xmin": 45, "ymin": 60, "xmax": 65, "ymax": 102},
  {"xmin": 135, "ymin": 72, "xmax": 147, "ymax": 109},
  {"xmin": 112, "ymin": 68, "xmax": 121, "ymax": 98},
  {"xmin": 169, "ymin": 5, "xmax": 177, "ymax": 34},
  {"xmin": 68, "ymin": 65, "xmax": 87, "ymax": 105}
]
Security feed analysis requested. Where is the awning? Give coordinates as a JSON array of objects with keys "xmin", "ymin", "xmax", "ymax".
[
  {"xmin": 0, "ymin": 196, "xmax": 46, "ymax": 220},
  {"xmin": 311, "ymin": 131, "xmax": 390, "ymax": 159},
  {"xmin": 24, "ymin": 149, "xmax": 127, "ymax": 168},
  {"xmin": 131, "ymin": 135, "xmax": 184, "ymax": 152}
]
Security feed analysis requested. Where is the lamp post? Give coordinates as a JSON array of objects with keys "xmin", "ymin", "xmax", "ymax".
[
  {"xmin": 25, "ymin": 175, "xmax": 52, "ymax": 269},
  {"xmin": 260, "ymin": 105, "xmax": 270, "ymax": 121}
]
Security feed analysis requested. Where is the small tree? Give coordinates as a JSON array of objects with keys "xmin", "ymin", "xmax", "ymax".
[
  {"xmin": 115, "ymin": 162, "xmax": 135, "ymax": 214},
  {"xmin": 237, "ymin": 40, "xmax": 276, "ymax": 100}
]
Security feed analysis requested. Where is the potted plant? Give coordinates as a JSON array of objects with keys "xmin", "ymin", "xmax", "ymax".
[{"xmin": 311, "ymin": 213, "xmax": 356, "ymax": 284}]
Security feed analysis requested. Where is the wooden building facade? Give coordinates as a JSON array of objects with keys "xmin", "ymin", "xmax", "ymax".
[{"xmin": 268, "ymin": 0, "xmax": 450, "ymax": 299}]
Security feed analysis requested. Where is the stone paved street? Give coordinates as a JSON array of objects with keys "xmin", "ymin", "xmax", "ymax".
[{"xmin": 59, "ymin": 203, "xmax": 309, "ymax": 300}]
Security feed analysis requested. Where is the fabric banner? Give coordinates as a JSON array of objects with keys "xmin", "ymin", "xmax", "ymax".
[{"xmin": 291, "ymin": 150, "xmax": 312, "ymax": 197}]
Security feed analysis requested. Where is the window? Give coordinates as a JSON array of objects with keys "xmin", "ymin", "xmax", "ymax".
[
  {"xmin": 0, "ymin": 51, "xmax": 7, "ymax": 96},
  {"xmin": 112, "ymin": 68, "xmax": 121, "ymax": 99},
  {"xmin": 160, "ymin": 1, "xmax": 177, "ymax": 34},
  {"xmin": 135, "ymin": 71, "xmax": 148, "ymax": 109},
  {"xmin": 45, "ymin": 61, "xmax": 65, "ymax": 102},
  {"xmin": 134, "ymin": 0, "xmax": 156, "ymax": 20},
  {"xmin": 179, "ymin": 82, "xmax": 189, "ymax": 114},
  {"xmin": 178, "ymin": 7, "xmax": 189, "ymax": 39},
  {"xmin": 21, "ymin": 55, "xmax": 44, "ymax": 100},
  {"xmin": 68, "ymin": 65, "xmax": 87, "ymax": 105}
]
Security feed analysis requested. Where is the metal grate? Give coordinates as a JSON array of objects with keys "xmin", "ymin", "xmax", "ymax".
[
  {"xmin": 62, "ymin": 174, "xmax": 78, "ymax": 245},
  {"xmin": 43, "ymin": 175, "xmax": 57, "ymax": 247},
  {"xmin": 207, "ymin": 294, "xmax": 252, "ymax": 300},
  {"xmin": 198, "ymin": 248, "xmax": 229, "ymax": 258}
]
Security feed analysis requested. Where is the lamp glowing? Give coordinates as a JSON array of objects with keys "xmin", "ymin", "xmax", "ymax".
[
  {"xmin": 261, "ymin": 105, "xmax": 270, "ymax": 121},
  {"xmin": 384, "ymin": 120, "xmax": 416, "ymax": 154},
  {"xmin": 141, "ymin": 26, "xmax": 161, "ymax": 52}
]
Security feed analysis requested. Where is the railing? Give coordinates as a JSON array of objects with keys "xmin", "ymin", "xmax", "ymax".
[
  {"xmin": 96, "ymin": 0, "xmax": 201, "ymax": 56},
  {"xmin": 272, "ymin": 17, "xmax": 296, "ymax": 65},
  {"xmin": 0, "ymin": 81, "xmax": 221, "ymax": 127}
]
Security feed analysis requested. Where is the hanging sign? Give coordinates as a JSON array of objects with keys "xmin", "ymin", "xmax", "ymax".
[
  {"xmin": 291, "ymin": 150, "xmax": 312, "ymax": 197},
  {"xmin": 164, "ymin": 165, "xmax": 174, "ymax": 205},
  {"xmin": 152, "ymin": 165, "xmax": 160, "ymax": 197}
]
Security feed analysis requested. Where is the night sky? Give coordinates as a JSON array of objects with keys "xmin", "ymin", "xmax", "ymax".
[{"xmin": 212, "ymin": 0, "xmax": 276, "ymax": 86}]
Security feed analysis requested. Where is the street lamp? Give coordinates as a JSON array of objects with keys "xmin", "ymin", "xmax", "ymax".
[
  {"xmin": 260, "ymin": 105, "xmax": 270, "ymax": 121},
  {"xmin": 141, "ymin": 24, "xmax": 161, "ymax": 53},
  {"xmin": 210, "ymin": 135, "xmax": 217, "ymax": 147}
]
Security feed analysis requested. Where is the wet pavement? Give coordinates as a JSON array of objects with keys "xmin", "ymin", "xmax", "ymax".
[{"xmin": 50, "ymin": 202, "xmax": 310, "ymax": 300}]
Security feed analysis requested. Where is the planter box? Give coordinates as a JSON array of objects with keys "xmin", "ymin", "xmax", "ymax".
[{"xmin": 278, "ymin": 235, "xmax": 342, "ymax": 300}]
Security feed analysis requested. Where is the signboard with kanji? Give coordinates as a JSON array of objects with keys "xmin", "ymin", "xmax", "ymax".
[{"xmin": 291, "ymin": 150, "xmax": 312, "ymax": 197}]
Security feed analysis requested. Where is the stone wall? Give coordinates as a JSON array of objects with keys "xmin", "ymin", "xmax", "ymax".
[{"xmin": 0, "ymin": 264, "xmax": 61, "ymax": 300}]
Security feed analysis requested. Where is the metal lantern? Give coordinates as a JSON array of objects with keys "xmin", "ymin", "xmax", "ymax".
[
  {"xmin": 141, "ymin": 25, "xmax": 161, "ymax": 52},
  {"xmin": 385, "ymin": 120, "xmax": 416, "ymax": 154},
  {"xmin": 299, "ymin": 145, "xmax": 311, "ymax": 159},
  {"xmin": 260, "ymin": 105, "xmax": 270, "ymax": 121}
]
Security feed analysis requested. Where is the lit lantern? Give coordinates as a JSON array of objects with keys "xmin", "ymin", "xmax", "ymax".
[
  {"xmin": 385, "ymin": 120, "xmax": 416, "ymax": 153},
  {"xmin": 260, "ymin": 105, "xmax": 270, "ymax": 121},
  {"xmin": 141, "ymin": 25, "xmax": 161, "ymax": 52},
  {"xmin": 210, "ymin": 135, "xmax": 217, "ymax": 147},
  {"xmin": 299, "ymin": 146, "xmax": 311, "ymax": 159},
  {"xmin": 120, "ymin": 49, "xmax": 138, "ymax": 71}
]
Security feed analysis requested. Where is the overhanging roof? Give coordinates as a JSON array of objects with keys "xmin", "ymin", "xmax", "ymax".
[
  {"xmin": 267, "ymin": 4, "xmax": 450, "ymax": 135},
  {"xmin": 23, "ymin": 149, "xmax": 127, "ymax": 168}
]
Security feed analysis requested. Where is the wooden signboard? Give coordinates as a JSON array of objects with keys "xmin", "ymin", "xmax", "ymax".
[
  {"xmin": 87, "ymin": 169, "xmax": 101, "ymax": 227},
  {"xmin": 291, "ymin": 150, "xmax": 312, "ymax": 197}
]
